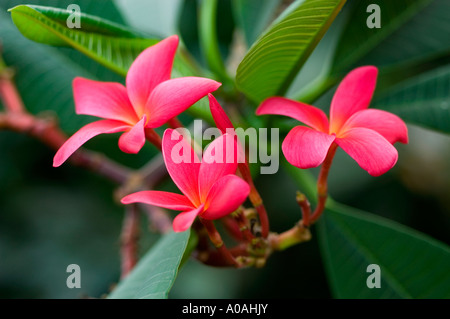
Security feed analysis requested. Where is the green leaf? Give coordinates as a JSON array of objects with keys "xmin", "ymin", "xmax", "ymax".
[
  {"xmin": 236, "ymin": 0, "xmax": 346, "ymax": 104},
  {"xmin": 108, "ymin": 230, "xmax": 191, "ymax": 299},
  {"xmin": 232, "ymin": 0, "xmax": 281, "ymax": 47},
  {"xmin": 9, "ymin": 5, "xmax": 158, "ymax": 76},
  {"xmin": 373, "ymin": 64, "xmax": 450, "ymax": 134},
  {"xmin": 283, "ymin": 162, "xmax": 450, "ymax": 299},
  {"xmin": 8, "ymin": 4, "xmax": 213, "ymax": 122},
  {"xmin": 1, "ymin": 0, "xmax": 129, "ymax": 83},
  {"xmin": 198, "ymin": 0, "xmax": 232, "ymax": 83},
  {"xmin": 0, "ymin": 10, "xmax": 91, "ymax": 132},
  {"xmin": 319, "ymin": 202, "xmax": 450, "ymax": 298},
  {"xmin": 356, "ymin": 0, "xmax": 450, "ymax": 70},
  {"xmin": 330, "ymin": 0, "xmax": 432, "ymax": 75}
]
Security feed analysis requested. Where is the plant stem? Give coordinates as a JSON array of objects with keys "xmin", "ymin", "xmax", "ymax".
[
  {"xmin": 144, "ymin": 128, "xmax": 162, "ymax": 151},
  {"xmin": 232, "ymin": 207, "xmax": 255, "ymax": 242},
  {"xmin": 0, "ymin": 112, "xmax": 132, "ymax": 184},
  {"xmin": 296, "ymin": 191, "xmax": 311, "ymax": 226},
  {"xmin": 308, "ymin": 143, "xmax": 338, "ymax": 225},
  {"xmin": 0, "ymin": 67, "xmax": 25, "ymax": 113},
  {"xmin": 200, "ymin": 218, "xmax": 239, "ymax": 267},
  {"xmin": 120, "ymin": 204, "xmax": 140, "ymax": 278},
  {"xmin": 269, "ymin": 222, "xmax": 312, "ymax": 251},
  {"xmin": 238, "ymin": 162, "xmax": 270, "ymax": 238},
  {"xmin": 167, "ymin": 117, "xmax": 184, "ymax": 129}
]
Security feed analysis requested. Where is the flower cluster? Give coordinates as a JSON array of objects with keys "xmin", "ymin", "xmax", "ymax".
[{"xmin": 55, "ymin": 35, "xmax": 408, "ymax": 234}]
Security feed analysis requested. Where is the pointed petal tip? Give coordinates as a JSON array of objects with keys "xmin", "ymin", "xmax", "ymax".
[{"xmin": 172, "ymin": 204, "xmax": 204, "ymax": 232}]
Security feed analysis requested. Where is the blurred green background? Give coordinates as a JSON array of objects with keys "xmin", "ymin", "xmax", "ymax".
[{"xmin": 0, "ymin": 0, "xmax": 449, "ymax": 298}]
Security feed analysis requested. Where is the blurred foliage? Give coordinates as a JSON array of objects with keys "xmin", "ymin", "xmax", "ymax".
[{"xmin": 0, "ymin": 0, "xmax": 449, "ymax": 299}]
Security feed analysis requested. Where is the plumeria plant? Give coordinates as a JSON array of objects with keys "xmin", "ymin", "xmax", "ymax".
[{"xmin": 1, "ymin": 0, "xmax": 449, "ymax": 299}]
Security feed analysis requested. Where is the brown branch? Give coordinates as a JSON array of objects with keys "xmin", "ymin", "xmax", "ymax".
[
  {"xmin": 120, "ymin": 204, "xmax": 140, "ymax": 278},
  {"xmin": 0, "ymin": 67, "xmax": 25, "ymax": 113},
  {"xmin": 0, "ymin": 112, "xmax": 131, "ymax": 184}
]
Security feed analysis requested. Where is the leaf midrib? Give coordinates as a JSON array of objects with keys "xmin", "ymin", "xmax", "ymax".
[{"xmin": 12, "ymin": 7, "xmax": 146, "ymax": 76}]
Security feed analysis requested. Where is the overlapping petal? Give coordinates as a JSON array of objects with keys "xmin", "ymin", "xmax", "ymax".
[
  {"xmin": 282, "ymin": 126, "xmax": 336, "ymax": 169},
  {"xmin": 203, "ymin": 175, "xmax": 250, "ymax": 220},
  {"xmin": 208, "ymin": 93, "xmax": 234, "ymax": 133},
  {"xmin": 126, "ymin": 35, "xmax": 179, "ymax": 116},
  {"xmin": 198, "ymin": 134, "xmax": 239, "ymax": 201},
  {"xmin": 121, "ymin": 191, "xmax": 194, "ymax": 211},
  {"xmin": 73, "ymin": 77, "xmax": 138, "ymax": 124},
  {"xmin": 336, "ymin": 127, "xmax": 398, "ymax": 177},
  {"xmin": 256, "ymin": 97, "xmax": 329, "ymax": 133},
  {"xmin": 118, "ymin": 116, "xmax": 147, "ymax": 154},
  {"xmin": 173, "ymin": 204, "xmax": 204, "ymax": 232},
  {"xmin": 208, "ymin": 94, "xmax": 246, "ymax": 164},
  {"xmin": 162, "ymin": 129, "xmax": 201, "ymax": 206},
  {"xmin": 340, "ymin": 109, "xmax": 408, "ymax": 144},
  {"xmin": 145, "ymin": 77, "xmax": 221, "ymax": 128},
  {"xmin": 53, "ymin": 120, "xmax": 130, "ymax": 167},
  {"xmin": 330, "ymin": 66, "xmax": 378, "ymax": 133}
]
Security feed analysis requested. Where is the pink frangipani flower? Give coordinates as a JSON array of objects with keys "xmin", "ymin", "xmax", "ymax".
[
  {"xmin": 256, "ymin": 66, "xmax": 408, "ymax": 176},
  {"xmin": 53, "ymin": 35, "xmax": 221, "ymax": 167},
  {"xmin": 121, "ymin": 129, "xmax": 250, "ymax": 232}
]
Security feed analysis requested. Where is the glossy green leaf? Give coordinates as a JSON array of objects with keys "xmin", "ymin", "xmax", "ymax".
[
  {"xmin": 356, "ymin": 0, "xmax": 450, "ymax": 70},
  {"xmin": 1, "ymin": 0, "xmax": 128, "ymax": 83},
  {"xmin": 372, "ymin": 64, "xmax": 450, "ymax": 134},
  {"xmin": 236, "ymin": 0, "xmax": 346, "ymax": 103},
  {"xmin": 108, "ymin": 230, "xmax": 190, "ymax": 299},
  {"xmin": 8, "ymin": 4, "xmax": 213, "ymax": 122},
  {"xmin": 0, "ymin": 10, "xmax": 91, "ymax": 132},
  {"xmin": 9, "ymin": 5, "xmax": 158, "ymax": 76},
  {"xmin": 283, "ymin": 163, "xmax": 450, "ymax": 299},
  {"xmin": 198, "ymin": 0, "xmax": 230, "ymax": 83},
  {"xmin": 232, "ymin": 0, "xmax": 281, "ymax": 47},
  {"xmin": 330, "ymin": 0, "xmax": 432, "ymax": 75},
  {"xmin": 319, "ymin": 202, "xmax": 450, "ymax": 298}
]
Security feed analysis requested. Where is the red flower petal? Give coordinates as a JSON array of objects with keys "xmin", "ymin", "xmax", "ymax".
[
  {"xmin": 173, "ymin": 204, "xmax": 204, "ymax": 232},
  {"xmin": 73, "ymin": 77, "xmax": 138, "ymax": 125},
  {"xmin": 121, "ymin": 191, "xmax": 194, "ymax": 211},
  {"xmin": 208, "ymin": 93, "xmax": 234, "ymax": 133},
  {"xmin": 53, "ymin": 120, "xmax": 130, "ymax": 167},
  {"xmin": 336, "ymin": 127, "xmax": 398, "ymax": 176},
  {"xmin": 256, "ymin": 97, "xmax": 329, "ymax": 133},
  {"xmin": 146, "ymin": 77, "xmax": 221, "ymax": 128},
  {"xmin": 330, "ymin": 66, "xmax": 378, "ymax": 134},
  {"xmin": 203, "ymin": 175, "xmax": 250, "ymax": 220},
  {"xmin": 198, "ymin": 134, "xmax": 239, "ymax": 202},
  {"xmin": 118, "ymin": 116, "xmax": 147, "ymax": 154},
  {"xmin": 282, "ymin": 126, "xmax": 336, "ymax": 169},
  {"xmin": 162, "ymin": 129, "xmax": 201, "ymax": 206},
  {"xmin": 341, "ymin": 109, "xmax": 408, "ymax": 144},
  {"xmin": 126, "ymin": 35, "xmax": 179, "ymax": 116}
]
